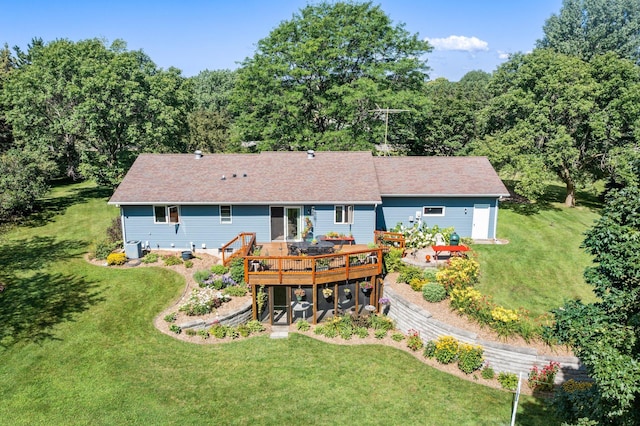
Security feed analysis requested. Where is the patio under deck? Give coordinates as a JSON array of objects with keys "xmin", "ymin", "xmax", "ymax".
[{"xmin": 244, "ymin": 242, "xmax": 385, "ymax": 324}]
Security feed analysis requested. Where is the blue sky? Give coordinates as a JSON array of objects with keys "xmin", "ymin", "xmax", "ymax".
[{"xmin": 3, "ymin": 0, "xmax": 563, "ymax": 81}]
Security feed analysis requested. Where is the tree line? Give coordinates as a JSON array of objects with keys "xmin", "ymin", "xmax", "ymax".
[{"xmin": 1, "ymin": 1, "xmax": 639, "ymax": 422}]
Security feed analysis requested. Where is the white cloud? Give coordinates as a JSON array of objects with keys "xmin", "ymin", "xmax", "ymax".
[
  {"xmin": 497, "ymin": 50, "xmax": 510, "ymax": 60},
  {"xmin": 426, "ymin": 35, "xmax": 489, "ymax": 52}
]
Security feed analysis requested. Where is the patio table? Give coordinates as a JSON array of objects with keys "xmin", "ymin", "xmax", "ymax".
[
  {"xmin": 431, "ymin": 245, "xmax": 470, "ymax": 261},
  {"xmin": 291, "ymin": 241, "xmax": 335, "ymax": 255}
]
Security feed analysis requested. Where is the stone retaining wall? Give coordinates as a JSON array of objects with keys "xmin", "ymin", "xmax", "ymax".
[
  {"xmin": 178, "ymin": 300, "xmax": 253, "ymax": 330},
  {"xmin": 384, "ymin": 284, "xmax": 589, "ymax": 383}
]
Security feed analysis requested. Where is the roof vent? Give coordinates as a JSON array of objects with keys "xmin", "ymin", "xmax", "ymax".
[
  {"xmin": 194, "ymin": 150, "xmax": 203, "ymax": 159},
  {"xmin": 221, "ymin": 175, "xmax": 226, "ymax": 180},
  {"xmin": 307, "ymin": 150, "xmax": 315, "ymax": 159}
]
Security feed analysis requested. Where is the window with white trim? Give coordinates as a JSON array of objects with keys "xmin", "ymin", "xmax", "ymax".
[
  {"xmin": 334, "ymin": 205, "xmax": 353, "ymax": 224},
  {"xmin": 154, "ymin": 205, "xmax": 180, "ymax": 223},
  {"xmin": 220, "ymin": 205, "xmax": 232, "ymax": 224},
  {"xmin": 423, "ymin": 206, "xmax": 445, "ymax": 217}
]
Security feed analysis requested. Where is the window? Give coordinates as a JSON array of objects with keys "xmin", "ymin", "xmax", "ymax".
[
  {"xmin": 335, "ymin": 205, "xmax": 353, "ymax": 224},
  {"xmin": 154, "ymin": 205, "xmax": 179, "ymax": 223},
  {"xmin": 220, "ymin": 205, "xmax": 232, "ymax": 224},
  {"xmin": 423, "ymin": 206, "xmax": 445, "ymax": 216}
]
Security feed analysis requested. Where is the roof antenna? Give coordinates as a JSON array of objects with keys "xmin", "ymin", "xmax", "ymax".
[{"xmin": 369, "ymin": 106, "xmax": 409, "ymax": 155}]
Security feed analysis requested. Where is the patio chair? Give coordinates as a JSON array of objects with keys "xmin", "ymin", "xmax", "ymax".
[{"xmin": 434, "ymin": 233, "xmax": 446, "ymax": 246}]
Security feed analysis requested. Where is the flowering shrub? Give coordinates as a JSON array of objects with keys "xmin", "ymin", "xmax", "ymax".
[
  {"xmin": 179, "ymin": 288, "xmax": 229, "ymax": 316},
  {"xmin": 106, "ymin": 252, "xmax": 127, "ymax": 265},
  {"xmin": 434, "ymin": 335, "xmax": 459, "ymax": 364},
  {"xmin": 528, "ymin": 361, "xmax": 560, "ymax": 392},
  {"xmin": 457, "ymin": 343, "xmax": 484, "ymax": 374},
  {"xmin": 409, "ymin": 277, "xmax": 428, "ymax": 292},
  {"xmin": 436, "ymin": 257, "xmax": 479, "ymax": 293},
  {"xmin": 390, "ymin": 222, "xmax": 454, "ymax": 248},
  {"xmin": 406, "ymin": 329, "xmax": 424, "ymax": 351},
  {"xmin": 398, "ymin": 266, "xmax": 423, "ymax": 284},
  {"xmin": 491, "ymin": 306, "xmax": 520, "ymax": 337},
  {"xmin": 423, "ymin": 340, "xmax": 436, "ymax": 358}
]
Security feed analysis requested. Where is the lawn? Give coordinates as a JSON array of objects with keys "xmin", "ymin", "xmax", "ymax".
[
  {"xmin": 474, "ymin": 185, "xmax": 601, "ymax": 317},
  {"xmin": 0, "ymin": 181, "xmax": 560, "ymax": 424}
]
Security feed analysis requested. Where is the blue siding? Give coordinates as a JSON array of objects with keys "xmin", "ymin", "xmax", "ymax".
[
  {"xmin": 305, "ymin": 204, "xmax": 376, "ymax": 244},
  {"xmin": 122, "ymin": 203, "xmax": 378, "ymax": 248},
  {"xmin": 377, "ymin": 197, "xmax": 500, "ymax": 239}
]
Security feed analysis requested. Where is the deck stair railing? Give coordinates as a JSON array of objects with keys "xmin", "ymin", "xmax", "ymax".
[
  {"xmin": 374, "ymin": 230, "xmax": 406, "ymax": 251},
  {"xmin": 221, "ymin": 232, "xmax": 256, "ymax": 266}
]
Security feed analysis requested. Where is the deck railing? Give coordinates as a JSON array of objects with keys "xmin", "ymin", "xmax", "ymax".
[
  {"xmin": 221, "ymin": 232, "xmax": 256, "ymax": 266},
  {"xmin": 374, "ymin": 230, "xmax": 406, "ymax": 250},
  {"xmin": 244, "ymin": 247, "xmax": 384, "ymax": 286}
]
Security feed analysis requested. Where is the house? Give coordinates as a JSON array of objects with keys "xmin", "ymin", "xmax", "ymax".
[{"xmin": 108, "ymin": 150, "xmax": 509, "ymax": 252}]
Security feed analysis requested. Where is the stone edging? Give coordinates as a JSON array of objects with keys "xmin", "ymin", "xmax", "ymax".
[
  {"xmin": 177, "ymin": 300, "xmax": 254, "ymax": 331},
  {"xmin": 383, "ymin": 283, "xmax": 589, "ymax": 383}
]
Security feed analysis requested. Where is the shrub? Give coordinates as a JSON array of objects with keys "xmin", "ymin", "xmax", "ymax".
[
  {"xmin": 406, "ymin": 329, "xmax": 423, "ymax": 351},
  {"xmin": 193, "ymin": 269, "xmax": 212, "ymax": 285},
  {"xmin": 409, "ymin": 277, "xmax": 427, "ymax": 292},
  {"xmin": 106, "ymin": 216, "xmax": 122, "ymax": 243},
  {"xmin": 197, "ymin": 329, "xmax": 209, "ymax": 339},
  {"xmin": 422, "ymin": 282, "xmax": 447, "ymax": 302},
  {"xmin": 141, "ymin": 252, "xmax": 159, "ymax": 263},
  {"xmin": 434, "ymin": 335, "xmax": 459, "ymax": 364},
  {"xmin": 169, "ymin": 324, "xmax": 181, "ymax": 334},
  {"xmin": 163, "ymin": 312, "xmax": 177, "ymax": 323},
  {"xmin": 163, "ymin": 255, "xmax": 182, "ymax": 266},
  {"xmin": 322, "ymin": 326, "xmax": 338, "ymax": 338},
  {"xmin": 481, "ymin": 364, "xmax": 495, "ymax": 379},
  {"xmin": 185, "ymin": 328, "xmax": 197, "ymax": 336},
  {"xmin": 237, "ymin": 324, "xmax": 250, "ymax": 337},
  {"xmin": 106, "ymin": 252, "xmax": 127, "ymax": 266},
  {"xmin": 355, "ymin": 327, "xmax": 369, "ymax": 338},
  {"xmin": 179, "ymin": 288, "xmax": 229, "ymax": 316},
  {"xmin": 422, "ymin": 268, "xmax": 438, "ymax": 282},
  {"xmin": 339, "ymin": 327, "xmax": 353, "ymax": 340},
  {"xmin": 374, "ymin": 329, "xmax": 387, "ymax": 339},
  {"xmin": 383, "ymin": 248, "xmax": 404, "ymax": 272},
  {"xmin": 184, "ymin": 260, "xmax": 193, "ymax": 268},
  {"xmin": 95, "ymin": 239, "xmax": 117, "ymax": 260},
  {"xmin": 227, "ymin": 327, "xmax": 240, "ymax": 339},
  {"xmin": 296, "ymin": 320, "xmax": 311, "ymax": 331},
  {"xmin": 314, "ymin": 324, "xmax": 326, "ymax": 335},
  {"xmin": 212, "ymin": 278, "xmax": 225, "ymax": 290},
  {"xmin": 436, "ymin": 257, "xmax": 480, "ymax": 293},
  {"xmin": 229, "ymin": 257, "xmax": 245, "ymax": 284},
  {"xmin": 497, "ymin": 372, "xmax": 519, "ymax": 391},
  {"xmin": 391, "ymin": 332, "xmax": 405, "ymax": 342},
  {"xmin": 528, "ymin": 361, "xmax": 560, "ymax": 392},
  {"xmin": 423, "ymin": 340, "xmax": 436, "ymax": 358},
  {"xmin": 223, "ymin": 285, "xmax": 247, "ymax": 297},
  {"xmin": 210, "ymin": 324, "xmax": 228, "ymax": 339},
  {"xmin": 211, "ymin": 264, "xmax": 228, "ymax": 275},
  {"xmin": 245, "ymin": 320, "xmax": 265, "ymax": 333},
  {"xmin": 370, "ymin": 314, "xmax": 394, "ymax": 331},
  {"xmin": 457, "ymin": 343, "xmax": 484, "ymax": 374},
  {"xmin": 449, "ymin": 287, "xmax": 492, "ymax": 324},
  {"xmin": 399, "ymin": 266, "xmax": 423, "ymax": 284}
]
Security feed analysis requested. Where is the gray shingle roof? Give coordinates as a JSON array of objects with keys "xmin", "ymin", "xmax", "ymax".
[{"xmin": 108, "ymin": 152, "xmax": 509, "ymax": 205}]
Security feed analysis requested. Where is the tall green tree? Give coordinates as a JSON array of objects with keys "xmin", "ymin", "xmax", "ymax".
[
  {"xmin": 186, "ymin": 69, "xmax": 237, "ymax": 153},
  {"xmin": 473, "ymin": 49, "xmax": 640, "ymax": 206},
  {"xmin": 2, "ymin": 38, "xmax": 190, "ymax": 186},
  {"xmin": 0, "ymin": 44, "xmax": 16, "ymax": 153},
  {"xmin": 538, "ymin": 0, "xmax": 640, "ymax": 63},
  {"xmin": 550, "ymin": 170, "xmax": 640, "ymax": 424},
  {"xmin": 231, "ymin": 1, "xmax": 431, "ymax": 151},
  {"xmin": 403, "ymin": 71, "xmax": 491, "ymax": 156}
]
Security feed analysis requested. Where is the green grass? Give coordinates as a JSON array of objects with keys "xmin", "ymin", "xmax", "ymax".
[
  {"xmin": 474, "ymin": 185, "xmax": 601, "ymax": 317},
  {"xmin": 0, "ymin": 181, "xmax": 560, "ymax": 424}
]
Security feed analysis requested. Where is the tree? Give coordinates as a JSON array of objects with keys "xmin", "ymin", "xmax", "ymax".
[
  {"xmin": 0, "ymin": 44, "xmax": 16, "ymax": 153},
  {"xmin": 538, "ymin": 0, "xmax": 640, "ymax": 63},
  {"xmin": 550, "ymin": 168, "xmax": 640, "ymax": 424},
  {"xmin": 473, "ymin": 49, "xmax": 640, "ymax": 206},
  {"xmin": 231, "ymin": 1, "xmax": 431, "ymax": 151},
  {"xmin": 0, "ymin": 149, "xmax": 48, "ymax": 221},
  {"xmin": 2, "ymin": 38, "xmax": 191, "ymax": 186},
  {"xmin": 404, "ymin": 71, "xmax": 491, "ymax": 156},
  {"xmin": 186, "ymin": 69, "xmax": 237, "ymax": 153}
]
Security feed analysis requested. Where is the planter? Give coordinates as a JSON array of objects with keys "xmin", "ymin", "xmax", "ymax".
[
  {"xmin": 181, "ymin": 250, "xmax": 193, "ymax": 260},
  {"xmin": 296, "ymin": 295, "xmax": 303, "ymax": 302},
  {"xmin": 361, "ymin": 287, "xmax": 372, "ymax": 294}
]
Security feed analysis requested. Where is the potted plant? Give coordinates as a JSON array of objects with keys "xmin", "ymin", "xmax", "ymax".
[
  {"xmin": 360, "ymin": 281, "xmax": 373, "ymax": 293},
  {"xmin": 344, "ymin": 288, "xmax": 352, "ymax": 299},
  {"xmin": 294, "ymin": 288, "xmax": 305, "ymax": 301},
  {"xmin": 316, "ymin": 258, "xmax": 330, "ymax": 271},
  {"xmin": 322, "ymin": 288, "xmax": 333, "ymax": 299}
]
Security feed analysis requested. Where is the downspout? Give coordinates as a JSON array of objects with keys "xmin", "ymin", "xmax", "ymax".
[
  {"xmin": 492, "ymin": 198, "xmax": 500, "ymax": 240},
  {"xmin": 119, "ymin": 205, "xmax": 127, "ymax": 245}
]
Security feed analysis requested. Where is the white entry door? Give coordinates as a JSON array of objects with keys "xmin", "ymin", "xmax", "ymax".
[{"xmin": 471, "ymin": 204, "xmax": 490, "ymax": 239}]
